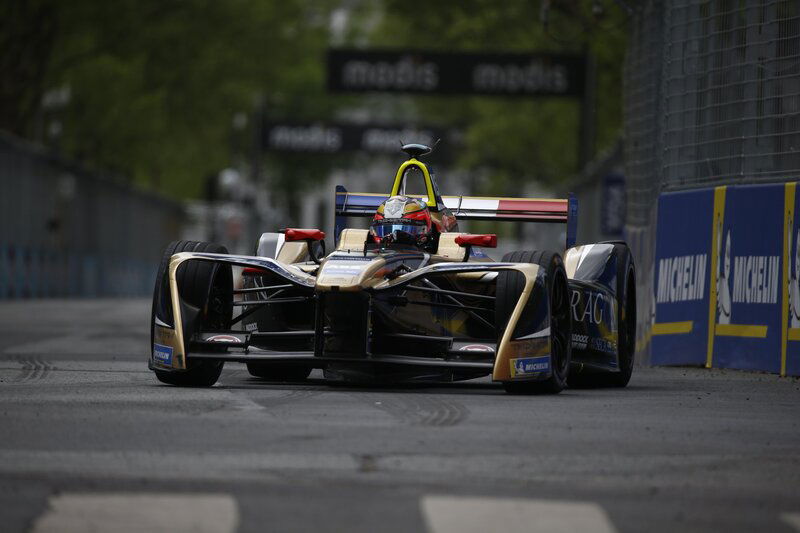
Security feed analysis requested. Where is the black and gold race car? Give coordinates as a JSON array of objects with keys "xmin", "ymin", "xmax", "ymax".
[{"xmin": 150, "ymin": 144, "xmax": 635, "ymax": 394}]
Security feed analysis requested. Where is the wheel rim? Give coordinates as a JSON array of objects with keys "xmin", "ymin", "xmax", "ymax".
[{"xmin": 550, "ymin": 269, "xmax": 570, "ymax": 377}]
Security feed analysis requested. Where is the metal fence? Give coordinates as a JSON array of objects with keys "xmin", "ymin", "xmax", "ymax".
[
  {"xmin": 663, "ymin": 0, "xmax": 800, "ymax": 189},
  {"xmin": 623, "ymin": 0, "xmax": 800, "ymax": 360},
  {"xmin": 0, "ymin": 132, "xmax": 184, "ymax": 298}
]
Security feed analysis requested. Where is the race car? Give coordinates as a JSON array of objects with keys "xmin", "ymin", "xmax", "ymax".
[{"xmin": 149, "ymin": 143, "xmax": 635, "ymax": 394}]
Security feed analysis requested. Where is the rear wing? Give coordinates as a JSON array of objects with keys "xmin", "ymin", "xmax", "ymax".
[{"xmin": 334, "ymin": 185, "xmax": 579, "ymax": 248}]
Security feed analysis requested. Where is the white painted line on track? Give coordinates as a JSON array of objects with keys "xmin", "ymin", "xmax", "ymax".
[
  {"xmin": 421, "ymin": 495, "xmax": 617, "ymax": 533},
  {"xmin": 31, "ymin": 493, "xmax": 238, "ymax": 533},
  {"xmin": 783, "ymin": 513, "xmax": 800, "ymax": 531}
]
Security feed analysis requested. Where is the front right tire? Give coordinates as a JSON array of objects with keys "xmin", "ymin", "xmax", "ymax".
[
  {"xmin": 150, "ymin": 240, "xmax": 230, "ymax": 387},
  {"xmin": 568, "ymin": 243, "xmax": 636, "ymax": 388}
]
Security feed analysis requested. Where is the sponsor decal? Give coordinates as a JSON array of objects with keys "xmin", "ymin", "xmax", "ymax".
[
  {"xmin": 328, "ymin": 255, "xmax": 372, "ymax": 261},
  {"xmin": 244, "ymin": 323, "xmax": 258, "ymax": 332},
  {"xmin": 572, "ymin": 333, "xmax": 588, "ymax": 350},
  {"xmin": 571, "ymin": 334, "xmax": 616, "ymax": 354},
  {"xmin": 510, "ymin": 356, "xmax": 550, "ymax": 377},
  {"xmin": 458, "ymin": 344, "xmax": 493, "ymax": 352},
  {"xmin": 206, "ymin": 334, "xmax": 241, "ymax": 343},
  {"xmin": 507, "ymin": 338, "xmax": 549, "ymax": 358},
  {"xmin": 570, "ymin": 289, "xmax": 605, "ymax": 325},
  {"xmin": 153, "ymin": 344, "xmax": 173, "ymax": 366},
  {"xmin": 153, "ymin": 325, "xmax": 176, "ymax": 346},
  {"xmin": 323, "ymin": 263, "xmax": 367, "ymax": 275}
]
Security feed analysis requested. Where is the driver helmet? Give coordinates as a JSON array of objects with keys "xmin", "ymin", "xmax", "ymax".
[{"xmin": 370, "ymin": 195, "xmax": 433, "ymax": 246}]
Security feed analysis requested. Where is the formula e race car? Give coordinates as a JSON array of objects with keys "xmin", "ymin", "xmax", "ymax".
[{"xmin": 149, "ymin": 143, "xmax": 636, "ymax": 394}]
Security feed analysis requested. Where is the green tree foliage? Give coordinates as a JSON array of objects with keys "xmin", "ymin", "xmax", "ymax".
[
  {"xmin": 371, "ymin": 0, "xmax": 629, "ymax": 191},
  {"xmin": 1, "ymin": 0, "xmax": 627, "ymax": 202},
  {"xmin": 1, "ymin": 0, "xmax": 333, "ymax": 198}
]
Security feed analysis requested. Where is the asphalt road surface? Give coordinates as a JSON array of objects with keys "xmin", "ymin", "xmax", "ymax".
[{"xmin": 1, "ymin": 299, "xmax": 799, "ymax": 533}]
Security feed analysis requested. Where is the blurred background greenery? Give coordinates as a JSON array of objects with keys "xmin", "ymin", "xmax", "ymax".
[{"xmin": 0, "ymin": 0, "xmax": 628, "ymax": 202}]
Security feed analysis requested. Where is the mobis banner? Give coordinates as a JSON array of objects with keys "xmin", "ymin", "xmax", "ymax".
[
  {"xmin": 327, "ymin": 49, "xmax": 585, "ymax": 97},
  {"xmin": 652, "ymin": 182, "xmax": 800, "ymax": 376}
]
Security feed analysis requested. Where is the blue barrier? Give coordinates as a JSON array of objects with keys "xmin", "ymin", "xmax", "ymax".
[
  {"xmin": 0, "ymin": 242, "xmax": 158, "ymax": 299},
  {"xmin": 653, "ymin": 182, "xmax": 799, "ymax": 376}
]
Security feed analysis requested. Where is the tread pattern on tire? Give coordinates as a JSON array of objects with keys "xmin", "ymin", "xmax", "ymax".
[
  {"xmin": 150, "ymin": 240, "xmax": 229, "ymax": 387},
  {"xmin": 497, "ymin": 250, "xmax": 570, "ymax": 395}
]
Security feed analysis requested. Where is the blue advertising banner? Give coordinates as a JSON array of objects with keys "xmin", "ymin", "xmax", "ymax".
[
  {"xmin": 652, "ymin": 182, "xmax": 800, "ymax": 376},
  {"xmin": 652, "ymin": 189, "xmax": 714, "ymax": 366},
  {"xmin": 709, "ymin": 185, "xmax": 783, "ymax": 373},
  {"xmin": 783, "ymin": 183, "xmax": 800, "ymax": 377}
]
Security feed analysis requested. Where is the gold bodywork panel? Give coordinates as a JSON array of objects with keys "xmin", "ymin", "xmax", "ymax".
[
  {"xmin": 316, "ymin": 256, "xmax": 388, "ymax": 291},
  {"xmin": 152, "ymin": 324, "xmax": 184, "ymax": 370},
  {"xmin": 435, "ymin": 233, "xmax": 467, "ymax": 261},
  {"xmin": 277, "ymin": 241, "xmax": 310, "ymax": 264},
  {"xmin": 336, "ymin": 229, "xmax": 369, "ymax": 252},
  {"xmin": 491, "ymin": 263, "xmax": 541, "ymax": 381}
]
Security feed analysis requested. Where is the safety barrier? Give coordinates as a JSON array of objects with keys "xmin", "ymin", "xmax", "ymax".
[
  {"xmin": 652, "ymin": 182, "xmax": 800, "ymax": 376},
  {"xmin": 0, "ymin": 131, "xmax": 184, "ymax": 298}
]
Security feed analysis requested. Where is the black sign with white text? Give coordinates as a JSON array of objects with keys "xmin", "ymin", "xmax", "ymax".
[
  {"xmin": 327, "ymin": 49, "xmax": 585, "ymax": 97},
  {"xmin": 262, "ymin": 121, "xmax": 453, "ymax": 154}
]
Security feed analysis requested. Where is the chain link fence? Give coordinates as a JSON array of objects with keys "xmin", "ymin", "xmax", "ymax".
[
  {"xmin": 0, "ymin": 132, "xmax": 184, "ymax": 298},
  {"xmin": 624, "ymin": 0, "xmax": 800, "ymax": 360}
]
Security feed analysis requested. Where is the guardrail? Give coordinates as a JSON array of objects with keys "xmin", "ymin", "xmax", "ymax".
[
  {"xmin": 0, "ymin": 131, "xmax": 184, "ymax": 298},
  {"xmin": 652, "ymin": 181, "xmax": 800, "ymax": 377}
]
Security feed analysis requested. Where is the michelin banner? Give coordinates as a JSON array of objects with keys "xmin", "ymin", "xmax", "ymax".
[{"xmin": 652, "ymin": 182, "xmax": 799, "ymax": 376}]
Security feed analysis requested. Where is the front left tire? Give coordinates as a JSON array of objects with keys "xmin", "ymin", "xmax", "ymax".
[{"xmin": 495, "ymin": 250, "xmax": 572, "ymax": 394}]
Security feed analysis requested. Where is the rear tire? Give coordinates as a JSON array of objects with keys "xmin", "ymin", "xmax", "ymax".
[
  {"xmin": 150, "ymin": 240, "xmax": 231, "ymax": 387},
  {"xmin": 246, "ymin": 363, "xmax": 312, "ymax": 381},
  {"xmin": 568, "ymin": 243, "xmax": 636, "ymax": 388},
  {"xmin": 496, "ymin": 250, "xmax": 571, "ymax": 394}
]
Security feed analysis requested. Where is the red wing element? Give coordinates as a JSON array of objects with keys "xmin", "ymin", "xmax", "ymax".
[
  {"xmin": 242, "ymin": 267, "xmax": 268, "ymax": 275},
  {"xmin": 284, "ymin": 228, "xmax": 325, "ymax": 242},
  {"xmin": 455, "ymin": 234, "xmax": 497, "ymax": 248}
]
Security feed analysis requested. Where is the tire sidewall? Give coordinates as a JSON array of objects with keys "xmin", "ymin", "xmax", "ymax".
[
  {"xmin": 615, "ymin": 244, "xmax": 636, "ymax": 383},
  {"xmin": 497, "ymin": 250, "xmax": 571, "ymax": 394}
]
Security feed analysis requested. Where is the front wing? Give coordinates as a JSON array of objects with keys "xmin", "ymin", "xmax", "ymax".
[{"xmin": 150, "ymin": 253, "xmax": 555, "ymax": 383}]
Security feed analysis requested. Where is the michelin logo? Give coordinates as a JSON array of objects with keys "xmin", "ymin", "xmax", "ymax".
[
  {"xmin": 511, "ymin": 356, "xmax": 550, "ymax": 377},
  {"xmin": 716, "ymin": 224, "xmax": 779, "ymax": 324},
  {"xmin": 153, "ymin": 344, "xmax": 173, "ymax": 366},
  {"xmin": 656, "ymin": 254, "xmax": 707, "ymax": 303}
]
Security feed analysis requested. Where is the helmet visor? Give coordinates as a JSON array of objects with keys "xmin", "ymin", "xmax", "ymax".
[{"xmin": 371, "ymin": 221, "xmax": 427, "ymax": 238}]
